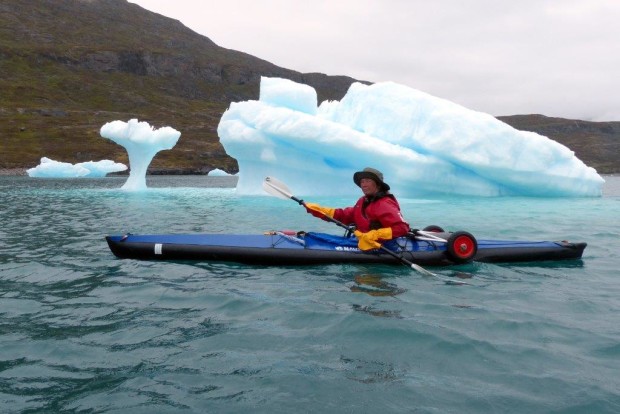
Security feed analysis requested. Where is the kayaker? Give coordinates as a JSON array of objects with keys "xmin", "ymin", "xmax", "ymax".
[{"xmin": 305, "ymin": 167, "xmax": 410, "ymax": 250}]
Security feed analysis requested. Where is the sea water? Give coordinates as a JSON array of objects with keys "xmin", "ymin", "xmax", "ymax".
[{"xmin": 1, "ymin": 175, "xmax": 619, "ymax": 413}]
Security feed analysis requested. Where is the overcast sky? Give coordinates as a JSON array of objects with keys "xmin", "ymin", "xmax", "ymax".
[{"xmin": 129, "ymin": 0, "xmax": 619, "ymax": 121}]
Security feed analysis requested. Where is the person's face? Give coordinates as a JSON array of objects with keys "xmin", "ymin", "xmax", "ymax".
[{"xmin": 360, "ymin": 178, "xmax": 380, "ymax": 196}]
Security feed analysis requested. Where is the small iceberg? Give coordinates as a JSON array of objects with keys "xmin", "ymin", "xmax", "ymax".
[
  {"xmin": 207, "ymin": 168, "xmax": 234, "ymax": 176},
  {"xmin": 27, "ymin": 157, "xmax": 127, "ymax": 178},
  {"xmin": 100, "ymin": 119, "xmax": 181, "ymax": 191}
]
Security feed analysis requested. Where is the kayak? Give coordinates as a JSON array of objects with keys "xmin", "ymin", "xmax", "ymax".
[{"xmin": 105, "ymin": 230, "xmax": 586, "ymax": 266}]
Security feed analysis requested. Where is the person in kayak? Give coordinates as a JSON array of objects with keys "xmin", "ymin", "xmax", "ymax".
[{"xmin": 305, "ymin": 167, "xmax": 410, "ymax": 250}]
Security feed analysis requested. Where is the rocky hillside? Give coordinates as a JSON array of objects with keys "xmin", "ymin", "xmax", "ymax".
[
  {"xmin": 0, "ymin": 0, "xmax": 362, "ymax": 174},
  {"xmin": 1, "ymin": 0, "xmax": 618, "ymax": 174}
]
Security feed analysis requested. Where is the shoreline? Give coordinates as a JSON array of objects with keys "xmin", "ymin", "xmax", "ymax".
[
  {"xmin": 0, "ymin": 168, "xmax": 27, "ymax": 176},
  {"xmin": 0, "ymin": 168, "xmax": 208, "ymax": 176},
  {"xmin": 0, "ymin": 168, "xmax": 616, "ymax": 178}
]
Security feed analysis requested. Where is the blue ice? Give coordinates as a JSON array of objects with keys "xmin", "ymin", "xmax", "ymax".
[
  {"xmin": 100, "ymin": 119, "xmax": 180, "ymax": 190},
  {"xmin": 27, "ymin": 157, "xmax": 127, "ymax": 178},
  {"xmin": 218, "ymin": 77, "xmax": 604, "ymax": 197}
]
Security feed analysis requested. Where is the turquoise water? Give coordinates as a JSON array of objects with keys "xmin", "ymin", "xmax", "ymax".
[{"xmin": 1, "ymin": 175, "xmax": 619, "ymax": 413}]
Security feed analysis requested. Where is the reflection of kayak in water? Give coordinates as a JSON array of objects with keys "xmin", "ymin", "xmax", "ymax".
[
  {"xmin": 351, "ymin": 274, "xmax": 407, "ymax": 299},
  {"xmin": 105, "ymin": 229, "xmax": 586, "ymax": 267}
]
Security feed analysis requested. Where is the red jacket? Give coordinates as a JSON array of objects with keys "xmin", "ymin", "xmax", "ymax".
[{"xmin": 334, "ymin": 194, "xmax": 410, "ymax": 237}]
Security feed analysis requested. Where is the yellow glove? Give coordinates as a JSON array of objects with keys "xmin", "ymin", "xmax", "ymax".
[
  {"xmin": 305, "ymin": 202, "xmax": 335, "ymax": 218},
  {"xmin": 354, "ymin": 228, "xmax": 393, "ymax": 251}
]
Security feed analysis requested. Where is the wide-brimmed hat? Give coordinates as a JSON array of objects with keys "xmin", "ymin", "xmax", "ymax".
[{"xmin": 353, "ymin": 167, "xmax": 390, "ymax": 191}]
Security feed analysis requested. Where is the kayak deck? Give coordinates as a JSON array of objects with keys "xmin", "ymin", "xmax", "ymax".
[{"xmin": 105, "ymin": 232, "xmax": 586, "ymax": 266}]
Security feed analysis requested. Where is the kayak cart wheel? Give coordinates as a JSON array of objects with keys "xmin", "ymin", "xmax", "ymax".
[
  {"xmin": 446, "ymin": 231, "xmax": 477, "ymax": 263},
  {"xmin": 423, "ymin": 225, "xmax": 445, "ymax": 233}
]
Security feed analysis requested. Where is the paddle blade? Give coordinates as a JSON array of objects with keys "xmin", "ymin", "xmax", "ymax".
[
  {"xmin": 410, "ymin": 263, "xmax": 438, "ymax": 277},
  {"xmin": 263, "ymin": 176, "xmax": 294, "ymax": 200},
  {"xmin": 408, "ymin": 261, "xmax": 469, "ymax": 285}
]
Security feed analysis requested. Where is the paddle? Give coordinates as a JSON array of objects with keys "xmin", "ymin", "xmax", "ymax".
[{"xmin": 263, "ymin": 176, "xmax": 467, "ymax": 284}]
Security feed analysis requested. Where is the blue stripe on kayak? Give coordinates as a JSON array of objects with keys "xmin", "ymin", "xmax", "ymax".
[{"xmin": 108, "ymin": 234, "xmax": 305, "ymax": 249}]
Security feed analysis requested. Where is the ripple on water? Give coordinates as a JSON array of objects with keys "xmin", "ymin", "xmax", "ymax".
[{"xmin": 1, "ymin": 176, "xmax": 620, "ymax": 413}]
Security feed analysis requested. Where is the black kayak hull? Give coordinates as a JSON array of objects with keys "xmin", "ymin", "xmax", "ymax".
[{"xmin": 105, "ymin": 233, "xmax": 586, "ymax": 266}]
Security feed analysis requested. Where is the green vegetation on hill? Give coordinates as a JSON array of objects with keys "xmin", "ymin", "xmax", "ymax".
[{"xmin": 0, "ymin": 0, "xmax": 359, "ymax": 174}]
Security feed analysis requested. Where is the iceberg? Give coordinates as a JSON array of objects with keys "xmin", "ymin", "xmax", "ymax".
[
  {"xmin": 78, "ymin": 160, "xmax": 128, "ymax": 177},
  {"xmin": 208, "ymin": 168, "xmax": 234, "ymax": 176},
  {"xmin": 100, "ymin": 119, "xmax": 181, "ymax": 191},
  {"xmin": 27, "ymin": 157, "xmax": 127, "ymax": 178},
  {"xmin": 218, "ymin": 77, "xmax": 604, "ymax": 197}
]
